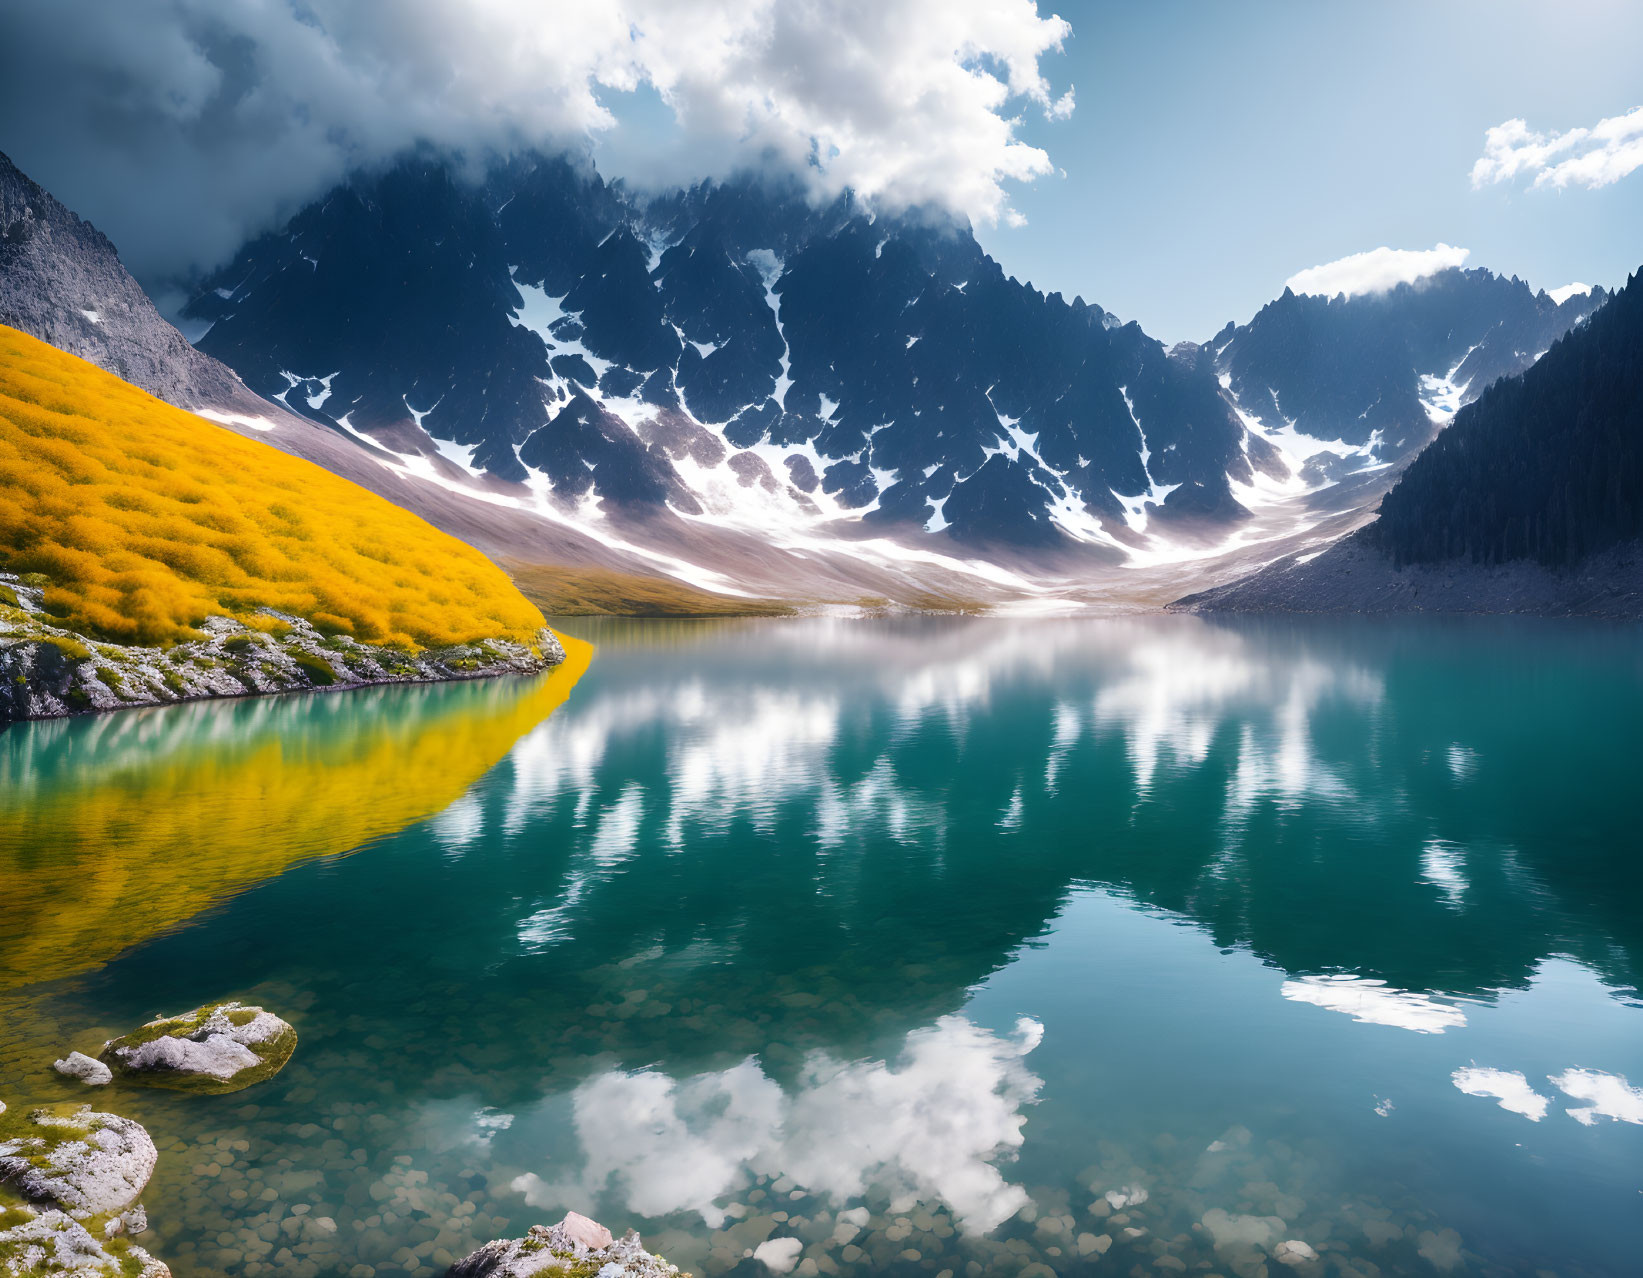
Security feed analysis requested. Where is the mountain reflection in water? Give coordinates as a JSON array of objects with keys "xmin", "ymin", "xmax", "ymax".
[{"xmin": 3, "ymin": 615, "xmax": 1640, "ymax": 1278}]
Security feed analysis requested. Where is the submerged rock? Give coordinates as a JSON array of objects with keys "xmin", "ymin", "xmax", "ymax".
[
  {"xmin": 52, "ymin": 1051, "xmax": 112, "ymax": 1086},
  {"xmin": 0, "ymin": 1104, "xmax": 156, "ymax": 1219},
  {"xmin": 1201, "ymin": 1208, "xmax": 1286, "ymax": 1250},
  {"xmin": 446, "ymin": 1212, "xmax": 684, "ymax": 1278},
  {"xmin": 99, "ymin": 1002, "xmax": 296, "ymax": 1094}
]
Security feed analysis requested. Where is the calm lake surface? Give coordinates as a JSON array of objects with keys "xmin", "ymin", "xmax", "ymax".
[{"xmin": 3, "ymin": 615, "xmax": 1642, "ymax": 1278}]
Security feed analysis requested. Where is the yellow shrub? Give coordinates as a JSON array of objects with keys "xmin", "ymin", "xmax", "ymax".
[{"xmin": 0, "ymin": 326, "xmax": 546, "ymax": 648}]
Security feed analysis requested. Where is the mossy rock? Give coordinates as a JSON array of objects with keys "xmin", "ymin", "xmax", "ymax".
[
  {"xmin": 0, "ymin": 1103, "xmax": 155, "ymax": 1220},
  {"xmin": 292, "ymin": 652, "xmax": 337, "ymax": 686},
  {"xmin": 42, "ymin": 636, "xmax": 92, "ymax": 664},
  {"xmin": 99, "ymin": 1002, "xmax": 297, "ymax": 1096},
  {"xmin": 0, "ymin": 1194, "xmax": 167, "ymax": 1278}
]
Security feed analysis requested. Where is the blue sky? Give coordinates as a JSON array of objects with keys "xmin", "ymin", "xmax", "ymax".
[{"xmin": 974, "ymin": 0, "xmax": 1643, "ymax": 340}]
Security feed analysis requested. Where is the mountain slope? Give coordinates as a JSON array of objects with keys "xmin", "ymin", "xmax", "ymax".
[
  {"xmin": 184, "ymin": 156, "xmax": 1264, "ymax": 556},
  {"xmin": 1177, "ymin": 267, "xmax": 1643, "ymax": 616},
  {"xmin": 182, "ymin": 152, "xmax": 1607, "ymax": 594},
  {"xmin": 1366, "ymin": 270, "xmax": 1642, "ymax": 566},
  {"xmin": 0, "ymin": 149, "xmax": 704, "ymax": 606},
  {"xmin": 0, "ymin": 326, "xmax": 569, "ymax": 721},
  {"xmin": 1210, "ymin": 269, "xmax": 1607, "ymax": 482},
  {"xmin": 1, "ymin": 151, "xmax": 248, "ymax": 409}
]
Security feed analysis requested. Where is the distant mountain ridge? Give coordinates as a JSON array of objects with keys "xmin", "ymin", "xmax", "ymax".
[
  {"xmin": 1178, "ymin": 266, "xmax": 1643, "ymax": 617},
  {"xmin": 184, "ymin": 155, "xmax": 1260, "ymax": 552},
  {"xmin": 178, "ymin": 151, "xmax": 1601, "ymax": 571},
  {"xmin": 0, "ymin": 146, "xmax": 1618, "ymax": 609},
  {"xmin": 1211, "ymin": 269, "xmax": 1607, "ymax": 482}
]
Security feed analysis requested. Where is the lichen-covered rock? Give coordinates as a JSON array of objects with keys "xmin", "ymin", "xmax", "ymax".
[
  {"xmin": 0, "ymin": 1203, "xmax": 170, "ymax": 1277},
  {"xmin": 100, "ymin": 1002, "xmax": 296, "ymax": 1095},
  {"xmin": 447, "ymin": 1213, "xmax": 684, "ymax": 1278},
  {"xmin": 0, "ymin": 1105, "xmax": 155, "ymax": 1219},
  {"xmin": 52, "ymin": 1053, "xmax": 112, "ymax": 1087}
]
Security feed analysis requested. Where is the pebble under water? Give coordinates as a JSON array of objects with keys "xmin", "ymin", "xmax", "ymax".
[{"xmin": 2, "ymin": 614, "xmax": 1641, "ymax": 1278}]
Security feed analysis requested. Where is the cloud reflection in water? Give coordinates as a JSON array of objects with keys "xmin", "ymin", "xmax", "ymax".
[{"xmin": 513, "ymin": 1016, "xmax": 1044, "ymax": 1234}]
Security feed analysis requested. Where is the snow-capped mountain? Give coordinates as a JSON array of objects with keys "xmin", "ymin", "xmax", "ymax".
[
  {"xmin": 184, "ymin": 156, "xmax": 1260, "ymax": 560},
  {"xmin": 179, "ymin": 153, "xmax": 1606, "ymax": 602},
  {"xmin": 1179, "ymin": 265, "xmax": 1643, "ymax": 616},
  {"xmin": 4, "ymin": 142, "xmax": 1611, "ymax": 610},
  {"xmin": 1210, "ymin": 270, "xmax": 1607, "ymax": 487}
]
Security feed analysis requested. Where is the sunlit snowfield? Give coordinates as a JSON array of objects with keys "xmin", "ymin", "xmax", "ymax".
[{"xmin": 3, "ymin": 615, "xmax": 1641, "ymax": 1278}]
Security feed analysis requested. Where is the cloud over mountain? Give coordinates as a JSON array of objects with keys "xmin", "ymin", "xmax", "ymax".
[
  {"xmin": 0, "ymin": 0, "xmax": 1073, "ymax": 286},
  {"xmin": 1284, "ymin": 244, "xmax": 1471, "ymax": 300}
]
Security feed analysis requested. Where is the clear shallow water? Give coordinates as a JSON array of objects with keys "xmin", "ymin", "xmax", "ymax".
[{"xmin": 2, "ymin": 615, "xmax": 1642, "ymax": 1278}]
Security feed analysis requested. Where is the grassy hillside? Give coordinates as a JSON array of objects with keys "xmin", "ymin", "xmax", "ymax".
[
  {"xmin": 0, "ymin": 324, "xmax": 545, "ymax": 647},
  {"xmin": 505, "ymin": 558, "xmax": 796, "ymax": 616}
]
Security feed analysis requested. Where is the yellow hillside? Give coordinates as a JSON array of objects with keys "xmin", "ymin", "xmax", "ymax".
[{"xmin": 0, "ymin": 324, "xmax": 545, "ymax": 647}]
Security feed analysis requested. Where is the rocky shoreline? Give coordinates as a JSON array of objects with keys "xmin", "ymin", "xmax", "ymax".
[
  {"xmin": 0, "ymin": 1100, "xmax": 169, "ymax": 1277},
  {"xmin": 1173, "ymin": 534, "xmax": 1643, "ymax": 618},
  {"xmin": 0, "ymin": 572, "xmax": 566, "ymax": 726},
  {"xmin": 4, "ymin": 1020, "xmax": 683, "ymax": 1278}
]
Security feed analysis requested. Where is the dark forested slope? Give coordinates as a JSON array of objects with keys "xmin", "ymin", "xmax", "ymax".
[
  {"xmin": 1366, "ymin": 268, "xmax": 1641, "ymax": 567},
  {"xmin": 1178, "ymin": 267, "xmax": 1643, "ymax": 616}
]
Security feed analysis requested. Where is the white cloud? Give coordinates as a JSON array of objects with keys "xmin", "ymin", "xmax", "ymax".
[
  {"xmin": 1451, "ymin": 1067, "xmax": 1549, "ymax": 1120},
  {"xmin": 1471, "ymin": 106, "xmax": 1643, "ymax": 191},
  {"xmin": 1547, "ymin": 282, "xmax": 1593, "ymax": 305},
  {"xmin": 512, "ymin": 1015, "xmax": 1044, "ymax": 1235},
  {"xmin": 0, "ymin": 0, "xmax": 1075, "ymax": 281},
  {"xmin": 1285, "ymin": 245, "xmax": 1470, "ymax": 300}
]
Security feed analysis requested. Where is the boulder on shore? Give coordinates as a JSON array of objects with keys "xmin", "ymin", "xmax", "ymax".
[
  {"xmin": 447, "ymin": 1212, "xmax": 684, "ymax": 1278},
  {"xmin": 0, "ymin": 1102, "xmax": 169, "ymax": 1276},
  {"xmin": 0, "ymin": 1104, "xmax": 155, "ymax": 1218},
  {"xmin": 99, "ymin": 1001, "xmax": 296, "ymax": 1094}
]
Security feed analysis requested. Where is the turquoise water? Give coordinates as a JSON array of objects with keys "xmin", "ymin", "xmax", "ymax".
[{"xmin": 3, "ymin": 615, "xmax": 1642, "ymax": 1278}]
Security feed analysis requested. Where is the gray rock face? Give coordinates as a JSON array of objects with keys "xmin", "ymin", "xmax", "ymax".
[
  {"xmin": 52, "ymin": 1051, "xmax": 113, "ymax": 1086},
  {"xmin": 101, "ymin": 1002, "xmax": 297, "ymax": 1094},
  {"xmin": 0, "ymin": 1106, "xmax": 156, "ymax": 1219},
  {"xmin": 0, "ymin": 150, "xmax": 246, "ymax": 410},
  {"xmin": 447, "ymin": 1213, "xmax": 681, "ymax": 1278}
]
